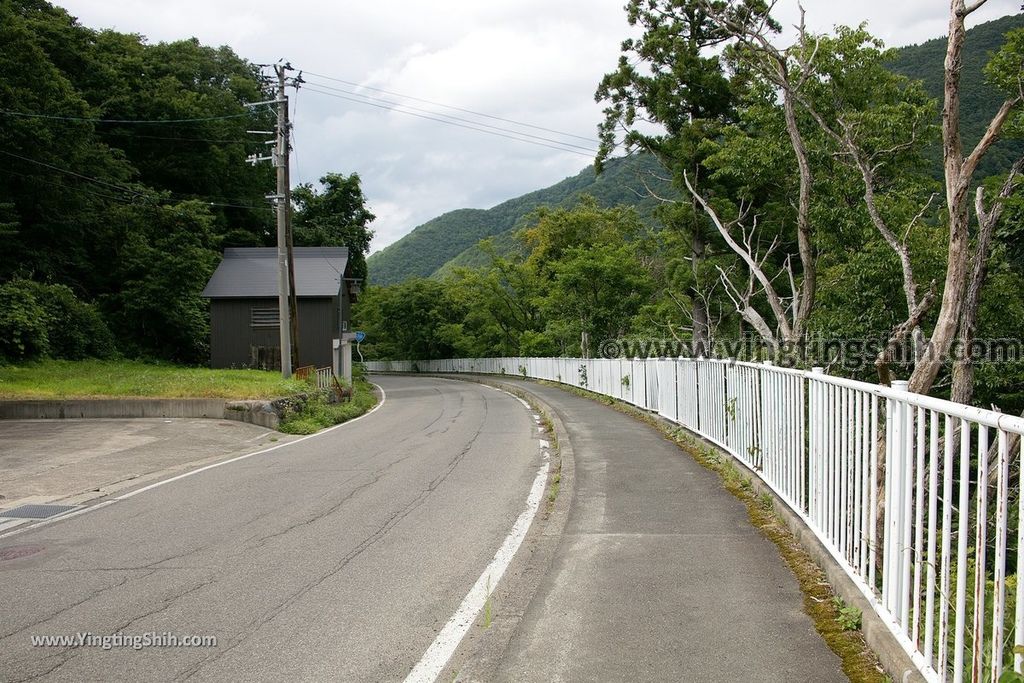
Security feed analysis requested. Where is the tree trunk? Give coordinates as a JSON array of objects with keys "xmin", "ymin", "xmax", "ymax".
[
  {"xmin": 691, "ymin": 229, "xmax": 710, "ymax": 356},
  {"xmin": 950, "ymin": 159, "xmax": 1022, "ymax": 404},
  {"xmin": 782, "ymin": 86, "xmax": 816, "ymax": 335}
]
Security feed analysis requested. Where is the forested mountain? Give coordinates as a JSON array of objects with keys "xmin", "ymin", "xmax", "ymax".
[
  {"xmin": 0, "ymin": 0, "xmax": 373, "ymax": 364},
  {"xmin": 366, "ymin": 153, "xmax": 675, "ymax": 285},
  {"xmin": 367, "ymin": 13, "xmax": 1024, "ymax": 287}
]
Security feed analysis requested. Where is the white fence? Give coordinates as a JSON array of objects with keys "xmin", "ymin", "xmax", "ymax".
[{"xmin": 365, "ymin": 356, "xmax": 1024, "ymax": 683}]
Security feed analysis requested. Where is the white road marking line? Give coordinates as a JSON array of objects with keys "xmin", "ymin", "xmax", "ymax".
[
  {"xmin": 404, "ymin": 400, "xmax": 550, "ymax": 683},
  {"xmin": 539, "ymin": 439, "xmax": 550, "ymax": 449},
  {"xmin": 0, "ymin": 501, "xmax": 116, "ymax": 541},
  {"xmin": 117, "ymin": 383, "xmax": 387, "ymax": 501},
  {"xmin": 0, "ymin": 384, "xmax": 388, "ymax": 541}
]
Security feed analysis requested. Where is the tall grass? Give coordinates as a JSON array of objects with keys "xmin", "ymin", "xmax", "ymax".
[{"xmin": 0, "ymin": 359, "xmax": 308, "ymax": 399}]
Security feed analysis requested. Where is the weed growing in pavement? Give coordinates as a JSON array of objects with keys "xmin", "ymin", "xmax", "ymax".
[{"xmin": 833, "ymin": 597, "xmax": 863, "ymax": 631}]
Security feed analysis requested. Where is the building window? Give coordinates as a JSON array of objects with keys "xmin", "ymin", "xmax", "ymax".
[{"xmin": 251, "ymin": 307, "xmax": 280, "ymax": 328}]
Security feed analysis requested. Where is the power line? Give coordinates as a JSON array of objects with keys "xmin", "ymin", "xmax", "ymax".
[
  {"xmin": 96, "ymin": 130, "xmax": 255, "ymax": 144},
  {"xmin": 300, "ymin": 69, "xmax": 598, "ymax": 144},
  {"xmin": 0, "ymin": 167, "xmax": 141, "ymax": 205},
  {"xmin": 0, "ymin": 109, "xmax": 253, "ymax": 124},
  {"xmin": 303, "ymin": 78, "xmax": 599, "ymax": 154},
  {"xmin": 0, "ymin": 150, "xmax": 151, "ymax": 199},
  {"xmin": 1, "ymin": 150, "xmax": 272, "ymax": 212},
  {"xmin": 302, "ymin": 86, "xmax": 596, "ymax": 158}
]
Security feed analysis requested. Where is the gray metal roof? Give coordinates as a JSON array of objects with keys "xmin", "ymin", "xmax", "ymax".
[{"xmin": 202, "ymin": 247, "xmax": 349, "ymax": 298}]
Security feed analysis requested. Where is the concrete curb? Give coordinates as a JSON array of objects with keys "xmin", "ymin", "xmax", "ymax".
[
  {"xmin": 0, "ymin": 398, "xmax": 281, "ymax": 429},
  {"xmin": 422, "ymin": 375, "xmax": 576, "ymax": 683}
]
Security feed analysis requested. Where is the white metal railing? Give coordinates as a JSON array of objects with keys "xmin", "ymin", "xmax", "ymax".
[
  {"xmin": 315, "ymin": 366, "xmax": 333, "ymax": 391},
  {"xmin": 365, "ymin": 356, "xmax": 1024, "ymax": 683}
]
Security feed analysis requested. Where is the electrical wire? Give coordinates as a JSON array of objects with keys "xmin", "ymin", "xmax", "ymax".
[
  {"xmin": 302, "ymin": 86, "xmax": 595, "ymax": 158},
  {"xmin": 0, "ymin": 167, "xmax": 140, "ymax": 205},
  {"xmin": 303, "ymin": 78, "xmax": 599, "ymax": 154},
  {"xmin": 0, "ymin": 150, "xmax": 272, "ymax": 212},
  {"xmin": 0, "ymin": 109, "xmax": 253, "ymax": 124},
  {"xmin": 300, "ymin": 69, "xmax": 598, "ymax": 144},
  {"xmin": 96, "ymin": 130, "xmax": 255, "ymax": 144},
  {"xmin": 0, "ymin": 150, "xmax": 151, "ymax": 200}
]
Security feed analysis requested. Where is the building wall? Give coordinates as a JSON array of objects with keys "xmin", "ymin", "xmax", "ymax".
[{"xmin": 210, "ymin": 297, "xmax": 339, "ymax": 370}]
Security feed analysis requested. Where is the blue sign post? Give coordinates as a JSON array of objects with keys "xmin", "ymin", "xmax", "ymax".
[{"xmin": 354, "ymin": 331, "xmax": 365, "ymax": 364}]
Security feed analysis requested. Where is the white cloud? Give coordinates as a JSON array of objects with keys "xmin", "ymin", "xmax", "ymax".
[{"xmin": 54, "ymin": 0, "xmax": 1022, "ymax": 252}]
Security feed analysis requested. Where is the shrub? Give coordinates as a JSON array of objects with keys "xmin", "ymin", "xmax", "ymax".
[
  {"xmin": 21, "ymin": 281, "xmax": 117, "ymax": 359},
  {"xmin": 278, "ymin": 381, "xmax": 378, "ymax": 434},
  {"xmin": 0, "ymin": 280, "xmax": 49, "ymax": 361}
]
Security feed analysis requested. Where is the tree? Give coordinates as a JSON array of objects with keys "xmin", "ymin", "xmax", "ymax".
[
  {"xmin": 596, "ymin": 0, "xmax": 741, "ymax": 355},
  {"xmin": 292, "ymin": 173, "xmax": 376, "ymax": 281}
]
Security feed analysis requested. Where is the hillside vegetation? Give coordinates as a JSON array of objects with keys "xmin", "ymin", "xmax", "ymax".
[{"xmin": 366, "ymin": 154, "xmax": 675, "ymax": 284}]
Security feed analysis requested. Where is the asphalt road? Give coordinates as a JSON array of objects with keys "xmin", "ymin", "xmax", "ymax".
[{"xmin": 0, "ymin": 376, "xmax": 543, "ymax": 682}]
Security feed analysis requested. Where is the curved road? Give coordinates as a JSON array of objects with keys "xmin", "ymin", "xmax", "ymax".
[{"xmin": 0, "ymin": 376, "xmax": 543, "ymax": 682}]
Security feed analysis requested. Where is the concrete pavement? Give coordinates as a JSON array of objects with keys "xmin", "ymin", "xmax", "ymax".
[
  {"xmin": 0, "ymin": 418, "xmax": 297, "ymax": 512},
  {"xmin": 0, "ymin": 376, "xmax": 545, "ymax": 682},
  {"xmin": 483, "ymin": 379, "xmax": 846, "ymax": 682}
]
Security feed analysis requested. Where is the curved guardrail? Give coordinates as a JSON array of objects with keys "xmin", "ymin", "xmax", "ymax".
[{"xmin": 366, "ymin": 356, "xmax": 1024, "ymax": 683}]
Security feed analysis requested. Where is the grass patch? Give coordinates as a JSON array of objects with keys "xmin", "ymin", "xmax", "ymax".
[
  {"xmin": 492, "ymin": 382, "xmax": 563, "ymax": 512},
  {"xmin": 537, "ymin": 380, "xmax": 887, "ymax": 683},
  {"xmin": 278, "ymin": 380, "xmax": 378, "ymax": 434},
  {"xmin": 0, "ymin": 359, "xmax": 308, "ymax": 399}
]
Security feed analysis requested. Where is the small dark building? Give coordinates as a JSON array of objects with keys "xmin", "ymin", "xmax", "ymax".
[{"xmin": 202, "ymin": 247, "xmax": 356, "ymax": 370}]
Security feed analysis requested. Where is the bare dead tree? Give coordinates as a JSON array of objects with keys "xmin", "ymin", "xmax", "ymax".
[
  {"xmin": 683, "ymin": 170, "xmax": 803, "ymax": 350},
  {"xmin": 697, "ymin": 0, "xmax": 818, "ymax": 343},
  {"xmin": 950, "ymin": 157, "xmax": 1024, "ymax": 404},
  {"xmin": 909, "ymin": 0, "xmax": 1024, "ymax": 395}
]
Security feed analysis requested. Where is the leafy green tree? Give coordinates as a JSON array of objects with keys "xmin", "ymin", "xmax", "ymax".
[
  {"xmin": 18, "ymin": 280, "xmax": 116, "ymax": 359},
  {"xmin": 101, "ymin": 201, "xmax": 219, "ymax": 362},
  {"xmin": 354, "ymin": 279, "xmax": 468, "ymax": 361},
  {"xmin": 543, "ymin": 242, "xmax": 654, "ymax": 356},
  {"xmin": 292, "ymin": 173, "xmax": 376, "ymax": 281},
  {"xmin": 595, "ymin": 0, "xmax": 743, "ymax": 353}
]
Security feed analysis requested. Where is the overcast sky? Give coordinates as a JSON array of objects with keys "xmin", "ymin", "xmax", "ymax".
[{"xmin": 54, "ymin": 0, "xmax": 1020, "ymax": 253}]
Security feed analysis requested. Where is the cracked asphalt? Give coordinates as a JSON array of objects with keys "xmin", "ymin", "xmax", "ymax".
[{"xmin": 0, "ymin": 375, "xmax": 542, "ymax": 682}]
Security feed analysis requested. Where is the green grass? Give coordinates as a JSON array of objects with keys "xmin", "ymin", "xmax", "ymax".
[
  {"xmin": 0, "ymin": 359, "xmax": 309, "ymax": 399},
  {"xmin": 278, "ymin": 380, "xmax": 379, "ymax": 434}
]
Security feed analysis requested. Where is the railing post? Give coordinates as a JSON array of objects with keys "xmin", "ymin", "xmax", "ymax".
[{"xmin": 885, "ymin": 379, "xmax": 911, "ymax": 626}]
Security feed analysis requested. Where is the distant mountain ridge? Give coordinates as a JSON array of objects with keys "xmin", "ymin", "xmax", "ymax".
[
  {"xmin": 367, "ymin": 13, "xmax": 1024, "ymax": 286},
  {"xmin": 366, "ymin": 154, "xmax": 674, "ymax": 285}
]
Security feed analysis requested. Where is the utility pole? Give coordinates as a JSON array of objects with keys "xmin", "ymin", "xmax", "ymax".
[
  {"xmin": 273, "ymin": 64, "xmax": 293, "ymax": 378},
  {"xmin": 279, "ymin": 65, "xmax": 300, "ymax": 372},
  {"xmin": 246, "ymin": 61, "xmax": 300, "ymax": 379}
]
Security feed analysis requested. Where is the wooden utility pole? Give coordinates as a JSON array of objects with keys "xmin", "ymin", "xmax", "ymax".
[
  {"xmin": 274, "ymin": 63, "xmax": 293, "ymax": 378},
  {"xmin": 281, "ymin": 78, "xmax": 299, "ymax": 370}
]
